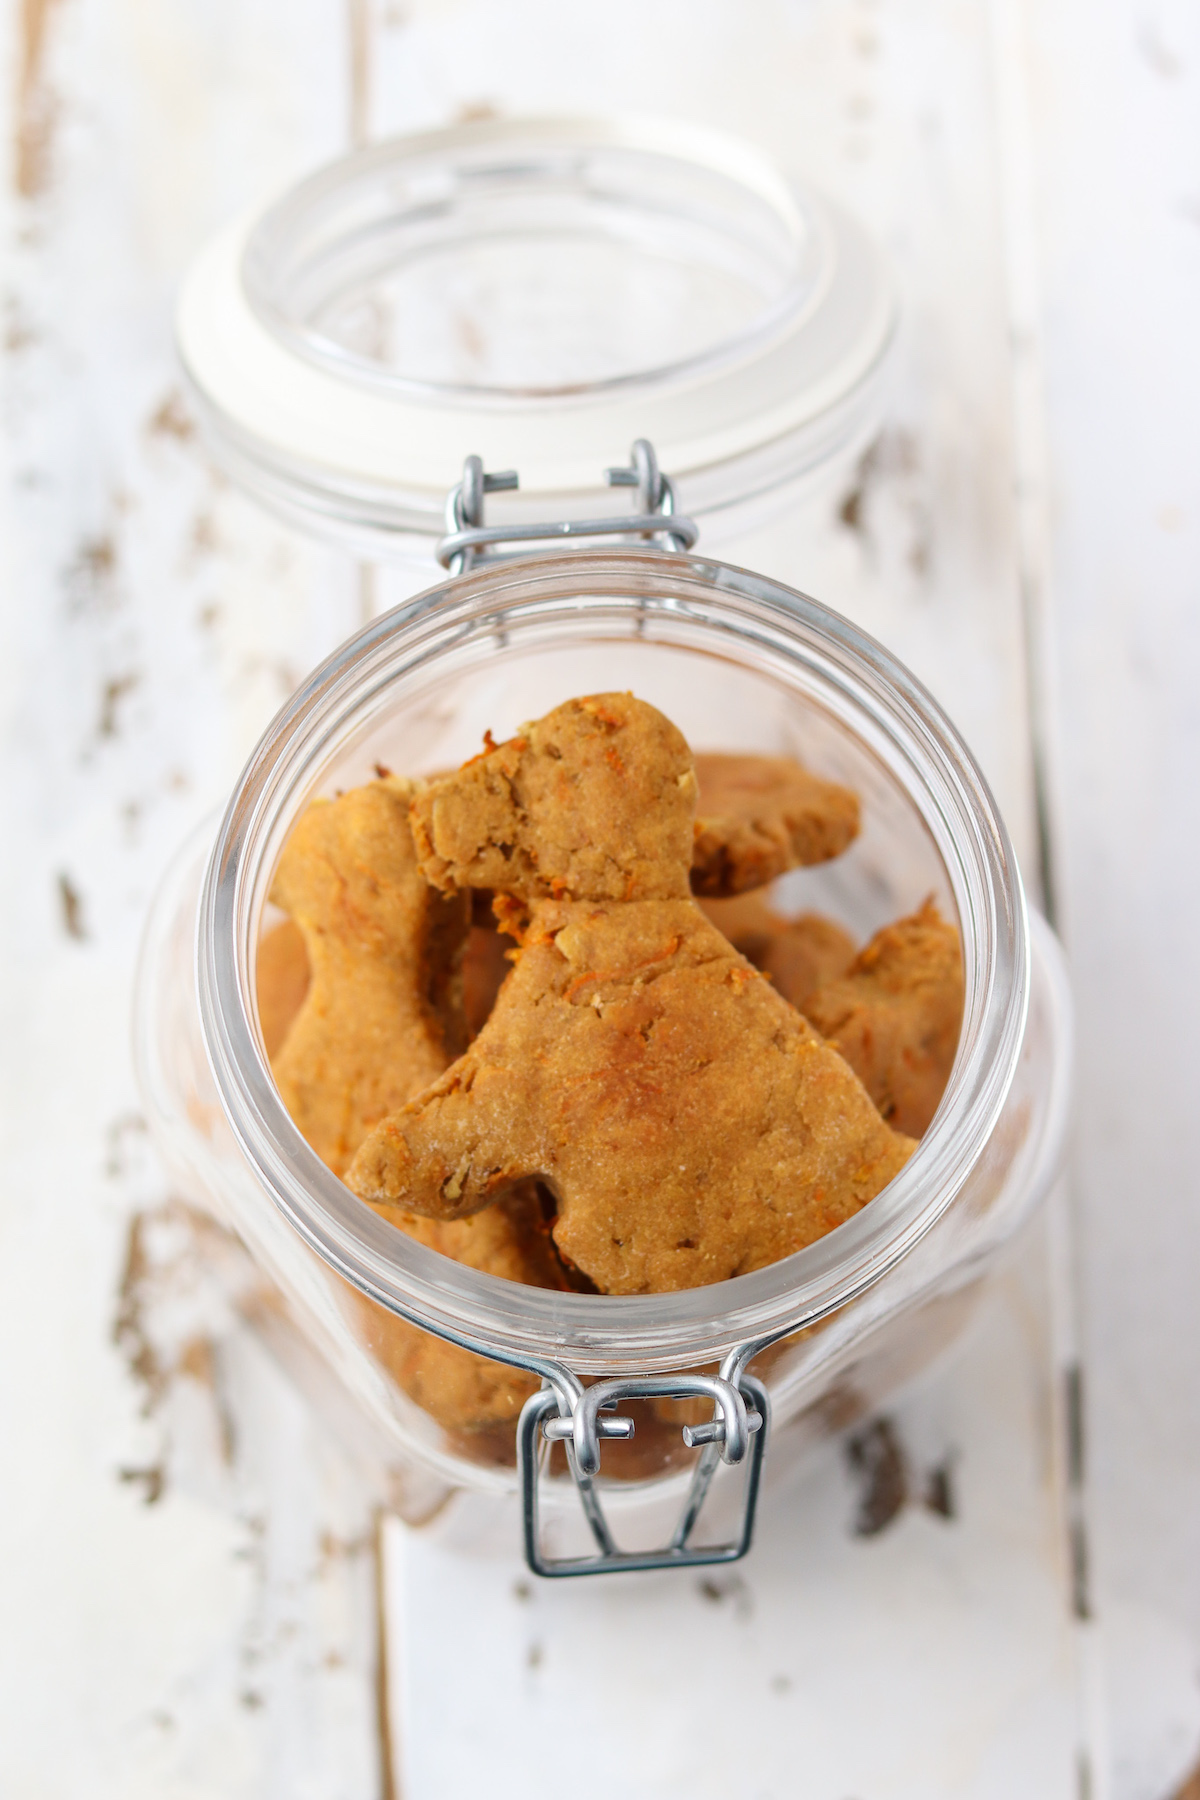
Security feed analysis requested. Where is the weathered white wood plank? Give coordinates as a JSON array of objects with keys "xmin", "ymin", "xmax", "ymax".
[
  {"xmin": 0, "ymin": 0, "xmax": 391, "ymax": 1793},
  {"xmin": 388, "ymin": 1234, "xmax": 1078, "ymax": 1800},
  {"xmin": 1016, "ymin": 2, "xmax": 1200, "ymax": 1794}
]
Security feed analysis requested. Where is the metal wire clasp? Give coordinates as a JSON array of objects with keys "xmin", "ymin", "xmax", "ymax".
[
  {"xmin": 436, "ymin": 439, "xmax": 698, "ymax": 574},
  {"xmin": 519, "ymin": 1353, "xmax": 770, "ymax": 1579}
]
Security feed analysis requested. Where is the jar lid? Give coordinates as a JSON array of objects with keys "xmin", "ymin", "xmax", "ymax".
[{"xmin": 178, "ymin": 116, "xmax": 896, "ymax": 550}]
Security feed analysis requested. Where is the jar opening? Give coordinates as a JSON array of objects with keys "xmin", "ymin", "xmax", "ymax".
[
  {"xmin": 179, "ymin": 117, "xmax": 897, "ymax": 545},
  {"xmin": 243, "ymin": 119, "xmax": 816, "ymax": 403}
]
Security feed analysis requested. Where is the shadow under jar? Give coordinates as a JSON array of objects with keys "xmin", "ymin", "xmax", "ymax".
[{"xmin": 135, "ymin": 550, "xmax": 1070, "ymax": 1574}]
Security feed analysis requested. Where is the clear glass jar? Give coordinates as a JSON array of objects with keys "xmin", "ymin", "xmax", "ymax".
[
  {"xmin": 134, "ymin": 549, "xmax": 1070, "ymax": 1567},
  {"xmin": 177, "ymin": 116, "xmax": 897, "ymax": 588}
]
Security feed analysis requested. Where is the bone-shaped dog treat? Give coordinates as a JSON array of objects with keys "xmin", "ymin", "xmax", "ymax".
[
  {"xmin": 700, "ymin": 891, "xmax": 857, "ymax": 1011},
  {"xmin": 349, "ymin": 694, "xmax": 915, "ymax": 1295},
  {"xmin": 268, "ymin": 779, "xmax": 572, "ymax": 1433},
  {"xmin": 260, "ymin": 889, "xmax": 515, "ymax": 1053},
  {"xmin": 690, "ymin": 751, "xmax": 860, "ymax": 897},
  {"xmin": 269, "ymin": 777, "xmax": 471, "ymax": 1177},
  {"xmin": 803, "ymin": 899, "xmax": 965, "ymax": 1138}
]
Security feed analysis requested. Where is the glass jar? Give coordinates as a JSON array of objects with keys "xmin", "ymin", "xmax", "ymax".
[
  {"xmin": 134, "ymin": 548, "xmax": 1070, "ymax": 1573},
  {"xmin": 177, "ymin": 115, "xmax": 897, "ymax": 593}
]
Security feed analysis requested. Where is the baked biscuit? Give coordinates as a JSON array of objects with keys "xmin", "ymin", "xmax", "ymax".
[
  {"xmin": 262, "ymin": 871, "xmax": 515, "ymax": 1053},
  {"xmin": 269, "ymin": 778, "xmax": 470, "ymax": 1177},
  {"xmin": 349, "ymin": 694, "xmax": 915, "ymax": 1295},
  {"xmin": 354, "ymin": 1189, "xmax": 574, "ymax": 1432},
  {"xmin": 462, "ymin": 907, "xmax": 513, "ymax": 1039},
  {"xmin": 803, "ymin": 899, "xmax": 964, "ymax": 1138},
  {"xmin": 411, "ymin": 692, "xmax": 697, "ymax": 904},
  {"xmin": 256, "ymin": 918, "xmax": 310, "ymax": 1059},
  {"xmin": 700, "ymin": 891, "xmax": 857, "ymax": 1010},
  {"xmin": 267, "ymin": 780, "xmax": 571, "ymax": 1434},
  {"xmin": 691, "ymin": 751, "xmax": 860, "ymax": 897}
]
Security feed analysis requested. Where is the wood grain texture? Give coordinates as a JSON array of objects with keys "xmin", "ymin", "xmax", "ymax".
[
  {"xmin": 360, "ymin": 5, "xmax": 1073, "ymax": 1791},
  {"xmin": 1018, "ymin": 1, "xmax": 1200, "ymax": 1793},
  {"xmin": 0, "ymin": 0, "xmax": 384, "ymax": 1792},
  {"xmin": 388, "ymin": 1250, "xmax": 1078, "ymax": 1799}
]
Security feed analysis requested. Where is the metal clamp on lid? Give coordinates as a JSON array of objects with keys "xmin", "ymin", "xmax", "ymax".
[
  {"xmin": 519, "ymin": 1351, "xmax": 770, "ymax": 1578},
  {"xmin": 436, "ymin": 439, "xmax": 698, "ymax": 574}
]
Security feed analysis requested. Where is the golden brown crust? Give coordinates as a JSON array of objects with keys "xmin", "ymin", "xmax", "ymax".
[
  {"xmin": 700, "ymin": 892, "xmax": 857, "ymax": 1011},
  {"xmin": 269, "ymin": 778, "xmax": 471, "ymax": 1177},
  {"xmin": 802, "ymin": 899, "xmax": 965, "ymax": 1138},
  {"xmin": 349, "ymin": 697, "xmax": 914, "ymax": 1294},
  {"xmin": 351, "ymin": 897, "xmax": 914, "ymax": 1293},
  {"xmin": 690, "ymin": 752, "xmax": 861, "ymax": 897},
  {"xmin": 411, "ymin": 693, "xmax": 697, "ymax": 903}
]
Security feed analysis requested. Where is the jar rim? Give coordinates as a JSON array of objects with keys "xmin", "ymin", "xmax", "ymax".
[
  {"xmin": 176, "ymin": 116, "xmax": 897, "ymax": 546},
  {"xmin": 197, "ymin": 549, "xmax": 1029, "ymax": 1377},
  {"xmin": 243, "ymin": 115, "xmax": 815, "ymax": 406}
]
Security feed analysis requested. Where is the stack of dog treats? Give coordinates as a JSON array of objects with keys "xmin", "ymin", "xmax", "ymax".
[{"xmin": 256, "ymin": 694, "xmax": 963, "ymax": 1460}]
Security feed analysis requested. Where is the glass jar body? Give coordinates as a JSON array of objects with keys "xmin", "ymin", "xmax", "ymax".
[{"xmin": 135, "ymin": 551, "xmax": 1069, "ymax": 1552}]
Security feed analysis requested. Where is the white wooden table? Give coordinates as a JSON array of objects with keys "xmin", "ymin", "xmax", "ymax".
[{"xmin": 2, "ymin": 2, "xmax": 1199, "ymax": 1796}]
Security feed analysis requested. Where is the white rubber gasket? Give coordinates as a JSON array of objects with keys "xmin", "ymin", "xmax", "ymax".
[{"xmin": 177, "ymin": 117, "xmax": 896, "ymax": 524}]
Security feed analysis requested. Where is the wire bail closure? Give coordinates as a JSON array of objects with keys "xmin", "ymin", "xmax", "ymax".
[
  {"xmin": 519, "ymin": 1350, "xmax": 771, "ymax": 1579},
  {"xmin": 436, "ymin": 438, "xmax": 699, "ymax": 574},
  {"xmin": 438, "ymin": 441, "xmax": 763, "ymax": 1575}
]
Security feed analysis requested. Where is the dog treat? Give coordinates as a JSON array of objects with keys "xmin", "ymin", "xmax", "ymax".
[
  {"xmin": 462, "ymin": 907, "xmax": 513, "ymax": 1039},
  {"xmin": 256, "ymin": 918, "xmax": 310, "ymax": 1059},
  {"xmin": 269, "ymin": 777, "xmax": 470, "ymax": 1178},
  {"xmin": 354, "ymin": 1189, "xmax": 574, "ymax": 1431},
  {"xmin": 690, "ymin": 751, "xmax": 860, "ymax": 897},
  {"xmin": 803, "ymin": 899, "xmax": 964, "ymax": 1138},
  {"xmin": 266, "ymin": 779, "xmax": 574, "ymax": 1435},
  {"xmin": 700, "ymin": 891, "xmax": 857, "ymax": 1011},
  {"xmin": 349, "ymin": 694, "xmax": 915, "ymax": 1295},
  {"xmin": 411, "ymin": 693, "xmax": 698, "ymax": 904}
]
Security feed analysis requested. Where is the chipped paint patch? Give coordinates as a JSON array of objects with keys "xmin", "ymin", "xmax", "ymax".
[
  {"xmin": 15, "ymin": 0, "xmax": 67, "ymax": 198},
  {"xmin": 836, "ymin": 429, "xmax": 933, "ymax": 578},
  {"xmin": 118, "ymin": 1462, "xmax": 165, "ymax": 1505},
  {"xmin": 57, "ymin": 870, "xmax": 86, "ymax": 938},
  {"xmin": 845, "ymin": 1416, "xmax": 960, "ymax": 1536},
  {"xmin": 111, "ymin": 1201, "xmax": 243, "ymax": 1471},
  {"xmin": 146, "ymin": 389, "xmax": 196, "ymax": 442},
  {"xmin": 97, "ymin": 670, "xmax": 140, "ymax": 738},
  {"xmin": 63, "ymin": 532, "xmax": 120, "ymax": 613},
  {"xmin": 846, "ymin": 1415, "xmax": 908, "ymax": 1535}
]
